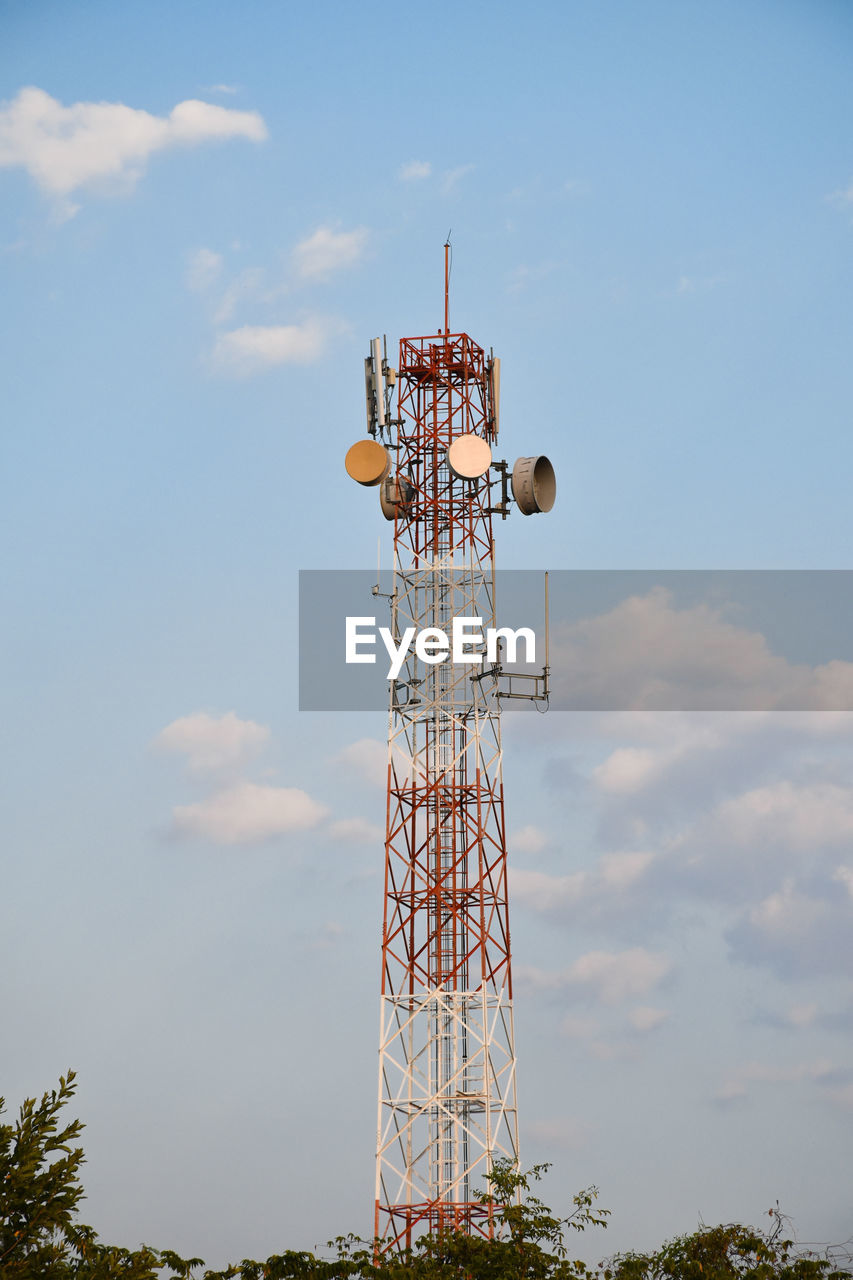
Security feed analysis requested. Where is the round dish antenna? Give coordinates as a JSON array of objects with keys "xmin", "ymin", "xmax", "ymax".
[
  {"xmin": 379, "ymin": 474, "xmax": 415, "ymax": 521},
  {"xmin": 345, "ymin": 438, "xmax": 391, "ymax": 487},
  {"xmin": 511, "ymin": 455, "xmax": 556, "ymax": 515},
  {"xmin": 447, "ymin": 433, "xmax": 492, "ymax": 480}
]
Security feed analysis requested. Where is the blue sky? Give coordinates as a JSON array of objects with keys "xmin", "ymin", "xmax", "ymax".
[{"xmin": 2, "ymin": 0, "xmax": 853, "ymax": 1268}]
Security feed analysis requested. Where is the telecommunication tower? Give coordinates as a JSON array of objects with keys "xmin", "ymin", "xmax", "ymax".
[{"xmin": 345, "ymin": 246, "xmax": 555, "ymax": 1249}]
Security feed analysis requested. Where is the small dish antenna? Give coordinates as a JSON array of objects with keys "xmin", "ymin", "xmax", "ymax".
[
  {"xmin": 511, "ymin": 455, "xmax": 556, "ymax": 514},
  {"xmin": 346, "ymin": 438, "xmax": 391, "ymax": 487},
  {"xmin": 447, "ymin": 433, "xmax": 492, "ymax": 480},
  {"xmin": 380, "ymin": 474, "xmax": 415, "ymax": 521}
]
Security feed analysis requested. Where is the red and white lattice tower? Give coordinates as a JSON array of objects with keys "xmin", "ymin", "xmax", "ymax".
[{"xmin": 347, "ymin": 250, "xmax": 554, "ymax": 1249}]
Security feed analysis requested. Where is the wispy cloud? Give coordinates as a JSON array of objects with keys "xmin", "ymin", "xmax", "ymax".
[
  {"xmin": 156, "ymin": 711, "xmax": 329, "ymax": 845},
  {"xmin": 507, "ymin": 260, "xmax": 564, "ymax": 293},
  {"xmin": 154, "ymin": 711, "xmax": 270, "ymax": 774},
  {"xmin": 185, "ymin": 247, "xmax": 224, "ymax": 292},
  {"xmin": 786, "ymin": 1002, "xmax": 819, "ymax": 1028},
  {"xmin": 328, "ymin": 816, "xmax": 384, "ymax": 845},
  {"xmin": 212, "ymin": 318, "xmax": 330, "ymax": 373},
  {"xmin": 714, "ymin": 782, "xmax": 853, "ymax": 854},
  {"xmin": 399, "ymin": 160, "xmax": 431, "ymax": 181},
  {"xmin": 292, "ymin": 225, "xmax": 368, "ymax": 279},
  {"xmin": 333, "ymin": 738, "xmax": 387, "ymax": 788},
  {"xmin": 549, "ymin": 587, "xmax": 853, "ymax": 711},
  {"xmin": 510, "ymin": 851, "xmax": 656, "ymax": 916},
  {"xmin": 510, "ymin": 824, "xmax": 549, "ymax": 855},
  {"xmin": 441, "ymin": 163, "xmax": 474, "ymax": 194},
  {"xmin": 538, "ymin": 710, "xmax": 853, "ymax": 979},
  {"xmin": 0, "ymin": 87, "xmax": 267, "ymax": 213},
  {"xmin": 525, "ymin": 1116, "xmax": 591, "ymax": 1152},
  {"xmin": 715, "ymin": 1058, "xmax": 842, "ymax": 1104},
  {"xmin": 627, "ymin": 1005, "xmax": 669, "ymax": 1034},
  {"xmin": 560, "ymin": 1013, "xmax": 601, "ymax": 1039},
  {"xmin": 566, "ymin": 947, "xmax": 672, "ymax": 1004},
  {"xmin": 827, "ymin": 180, "xmax": 853, "ymax": 207},
  {"xmin": 834, "ymin": 864, "xmax": 853, "ymax": 900},
  {"xmin": 173, "ymin": 781, "xmax": 327, "ymax": 844},
  {"xmin": 675, "ymin": 272, "xmax": 730, "ymax": 295},
  {"xmin": 211, "ymin": 266, "xmax": 270, "ymax": 325},
  {"xmin": 518, "ymin": 947, "xmax": 672, "ymax": 1006}
]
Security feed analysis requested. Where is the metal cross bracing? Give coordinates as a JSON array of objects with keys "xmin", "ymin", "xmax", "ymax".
[{"xmin": 374, "ymin": 327, "xmax": 519, "ymax": 1249}]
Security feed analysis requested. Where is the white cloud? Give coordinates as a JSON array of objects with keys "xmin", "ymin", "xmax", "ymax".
[
  {"xmin": 186, "ymin": 247, "xmax": 223, "ymax": 291},
  {"xmin": 834, "ymin": 864, "xmax": 853, "ymax": 900},
  {"xmin": 715, "ymin": 1058, "xmax": 839, "ymax": 1103},
  {"xmin": 154, "ymin": 711, "xmax": 269, "ymax": 774},
  {"xmin": 173, "ymin": 782, "xmax": 326, "ymax": 844},
  {"xmin": 593, "ymin": 746, "xmax": 660, "ymax": 794},
  {"xmin": 588, "ymin": 1038, "xmax": 639, "ymax": 1062},
  {"xmin": 599, "ymin": 850, "xmax": 656, "ymax": 889},
  {"xmin": 510, "ymin": 851, "xmax": 655, "ymax": 916},
  {"xmin": 566, "ymin": 948, "xmax": 671, "ymax": 1005},
  {"xmin": 786, "ymin": 1002, "xmax": 818, "ymax": 1029},
  {"xmin": 560, "ymin": 1013, "xmax": 601, "ymax": 1039},
  {"xmin": 293, "ymin": 225, "xmax": 368, "ymax": 279},
  {"xmin": 628, "ymin": 1005, "xmax": 669, "ymax": 1033},
  {"xmin": 827, "ymin": 1082, "xmax": 853, "ymax": 1108},
  {"xmin": 0, "ymin": 87, "xmax": 267, "ymax": 206},
  {"xmin": 827, "ymin": 181, "xmax": 853, "ymax": 207},
  {"xmin": 399, "ymin": 160, "xmax": 431, "ymax": 181},
  {"xmin": 511, "ymin": 867, "xmax": 586, "ymax": 912},
  {"xmin": 525, "ymin": 1117, "xmax": 590, "ymax": 1151},
  {"xmin": 514, "ymin": 964, "xmax": 567, "ymax": 992},
  {"xmin": 716, "ymin": 782, "xmax": 853, "ymax": 852},
  {"xmin": 518, "ymin": 948, "xmax": 671, "ymax": 1006},
  {"xmin": 333, "ymin": 738, "xmax": 387, "ymax": 787},
  {"xmin": 508, "ymin": 260, "xmax": 564, "ymax": 294},
  {"xmin": 748, "ymin": 878, "xmax": 828, "ymax": 940},
  {"xmin": 550, "ymin": 587, "xmax": 853, "ymax": 712},
  {"xmin": 675, "ymin": 273, "xmax": 729, "ymax": 295},
  {"xmin": 591, "ymin": 719, "xmax": 737, "ymax": 795},
  {"xmin": 212, "ymin": 319, "xmax": 329, "ymax": 373},
  {"xmin": 442, "ymin": 163, "xmax": 474, "ymax": 193},
  {"xmin": 511, "ymin": 824, "xmax": 548, "ymax": 855},
  {"xmin": 328, "ymin": 816, "xmax": 384, "ymax": 844},
  {"xmin": 212, "ymin": 266, "xmax": 268, "ymax": 325},
  {"xmin": 524, "ymin": 712, "xmax": 853, "ymax": 984},
  {"xmin": 577, "ymin": 718, "xmax": 853, "ymax": 902},
  {"xmin": 728, "ymin": 871, "xmax": 853, "ymax": 980},
  {"xmin": 167, "ymin": 99, "xmax": 265, "ymax": 145}
]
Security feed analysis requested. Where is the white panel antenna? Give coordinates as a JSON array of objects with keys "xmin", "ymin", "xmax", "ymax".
[{"xmin": 372, "ymin": 337, "xmax": 387, "ymax": 430}]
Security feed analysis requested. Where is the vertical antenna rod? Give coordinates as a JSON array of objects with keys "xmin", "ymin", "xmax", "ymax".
[
  {"xmin": 444, "ymin": 237, "xmax": 450, "ymax": 335},
  {"xmin": 545, "ymin": 570, "xmax": 550, "ymax": 671}
]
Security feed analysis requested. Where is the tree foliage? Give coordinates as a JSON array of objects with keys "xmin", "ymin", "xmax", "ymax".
[
  {"xmin": 0, "ymin": 1071, "xmax": 86, "ymax": 1277},
  {"xmin": 321, "ymin": 1160, "xmax": 610, "ymax": 1280},
  {"xmin": 1, "ymin": 1074, "xmax": 849, "ymax": 1280},
  {"xmin": 603, "ymin": 1215, "xmax": 853, "ymax": 1280}
]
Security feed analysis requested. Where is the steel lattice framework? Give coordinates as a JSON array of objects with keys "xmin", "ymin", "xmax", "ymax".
[{"xmin": 374, "ymin": 323, "xmax": 519, "ymax": 1248}]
